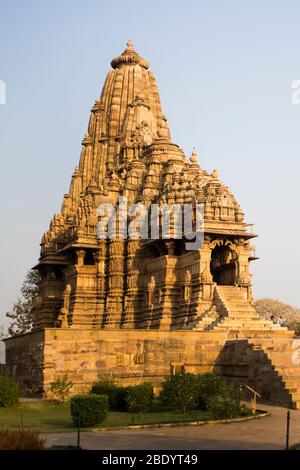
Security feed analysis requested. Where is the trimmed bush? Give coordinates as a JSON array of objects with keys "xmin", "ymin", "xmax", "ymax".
[
  {"xmin": 159, "ymin": 373, "xmax": 198, "ymax": 413},
  {"xmin": 91, "ymin": 382, "xmax": 127, "ymax": 411},
  {"xmin": 125, "ymin": 382, "xmax": 154, "ymax": 413},
  {"xmin": 0, "ymin": 430, "xmax": 45, "ymax": 450},
  {"xmin": 196, "ymin": 373, "xmax": 242, "ymax": 418},
  {"xmin": 70, "ymin": 394, "xmax": 108, "ymax": 427},
  {"xmin": 0, "ymin": 375, "xmax": 20, "ymax": 407}
]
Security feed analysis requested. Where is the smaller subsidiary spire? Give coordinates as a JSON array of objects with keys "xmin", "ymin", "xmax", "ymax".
[
  {"xmin": 211, "ymin": 169, "xmax": 219, "ymax": 179},
  {"xmin": 190, "ymin": 147, "xmax": 198, "ymax": 164},
  {"xmin": 111, "ymin": 41, "xmax": 149, "ymax": 70},
  {"xmin": 157, "ymin": 116, "xmax": 171, "ymax": 140}
]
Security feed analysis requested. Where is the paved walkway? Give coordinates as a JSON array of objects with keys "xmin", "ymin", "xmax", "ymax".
[{"xmin": 43, "ymin": 404, "xmax": 300, "ymax": 450}]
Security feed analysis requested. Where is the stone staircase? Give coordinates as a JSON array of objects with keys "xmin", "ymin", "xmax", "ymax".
[
  {"xmin": 184, "ymin": 306, "xmax": 219, "ymax": 331},
  {"xmin": 212, "ymin": 285, "xmax": 287, "ymax": 335},
  {"xmin": 212, "ymin": 286, "xmax": 300, "ymax": 409},
  {"xmin": 255, "ymin": 341, "xmax": 300, "ymax": 409},
  {"xmin": 188, "ymin": 285, "xmax": 300, "ymax": 409}
]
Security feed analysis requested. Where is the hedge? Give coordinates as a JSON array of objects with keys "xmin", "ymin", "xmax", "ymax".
[
  {"xmin": 159, "ymin": 372, "xmax": 244, "ymax": 417},
  {"xmin": 91, "ymin": 382, "xmax": 126, "ymax": 411},
  {"xmin": 70, "ymin": 394, "xmax": 108, "ymax": 427},
  {"xmin": 125, "ymin": 382, "xmax": 154, "ymax": 413}
]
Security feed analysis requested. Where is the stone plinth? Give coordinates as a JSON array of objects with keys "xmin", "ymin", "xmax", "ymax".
[
  {"xmin": 5, "ymin": 329, "xmax": 227, "ymax": 396},
  {"xmin": 5, "ymin": 328, "xmax": 300, "ymax": 409}
]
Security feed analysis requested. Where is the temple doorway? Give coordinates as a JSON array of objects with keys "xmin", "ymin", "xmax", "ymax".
[{"xmin": 210, "ymin": 244, "xmax": 237, "ymax": 285}]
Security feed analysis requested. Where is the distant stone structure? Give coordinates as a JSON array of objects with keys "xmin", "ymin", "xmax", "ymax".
[{"xmin": 5, "ymin": 42, "xmax": 300, "ymax": 408}]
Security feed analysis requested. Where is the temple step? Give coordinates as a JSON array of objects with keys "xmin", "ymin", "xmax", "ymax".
[{"xmin": 210, "ymin": 285, "xmax": 300, "ymax": 409}]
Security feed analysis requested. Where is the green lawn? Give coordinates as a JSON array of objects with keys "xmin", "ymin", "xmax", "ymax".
[
  {"xmin": 0, "ymin": 402, "xmax": 215, "ymax": 433},
  {"xmin": 0, "ymin": 402, "xmax": 73, "ymax": 433}
]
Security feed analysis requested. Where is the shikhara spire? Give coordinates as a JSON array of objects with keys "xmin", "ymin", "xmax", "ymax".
[{"xmin": 56, "ymin": 41, "xmax": 169, "ymax": 224}]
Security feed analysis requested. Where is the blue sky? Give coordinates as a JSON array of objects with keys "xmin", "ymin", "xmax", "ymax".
[{"xmin": 0, "ymin": 0, "xmax": 300, "ymax": 328}]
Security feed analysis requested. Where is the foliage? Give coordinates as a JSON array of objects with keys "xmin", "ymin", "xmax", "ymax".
[
  {"xmin": 159, "ymin": 373, "xmax": 198, "ymax": 413},
  {"xmin": 209, "ymin": 398, "xmax": 242, "ymax": 419},
  {"xmin": 70, "ymin": 394, "xmax": 108, "ymax": 427},
  {"xmin": 159, "ymin": 372, "xmax": 244, "ymax": 418},
  {"xmin": 0, "ymin": 429, "xmax": 45, "ymax": 450},
  {"xmin": 197, "ymin": 373, "xmax": 233, "ymax": 410},
  {"xmin": 124, "ymin": 383, "xmax": 154, "ymax": 413},
  {"xmin": 239, "ymin": 404, "xmax": 253, "ymax": 417},
  {"xmin": 0, "ymin": 325, "xmax": 6, "ymax": 339},
  {"xmin": 287, "ymin": 322, "xmax": 300, "ymax": 336},
  {"xmin": 196, "ymin": 373, "xmax": 242, "ymax": 419},
  {"xmin": 49, "ymin": 375, "xmax": 73, "ymax": 402},
  {"xmin": 289, "ymin": 442, "xmax": 300, "ymax": 450},
  {"xmin": 91, "ymin": 380, "xmax": 126, "ymax": 411},
  {"xmin": 6, "ymin": 270, "xmax": 41, "ymax": 336},
  {"xmin": 254, "ymin": 298, "xmax": 300, "ymax": 325},
  {"xmin": 0, "ymin": 375, "xmax": 20, "ymax": 407}
]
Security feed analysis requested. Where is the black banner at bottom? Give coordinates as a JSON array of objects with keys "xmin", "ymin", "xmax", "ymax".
[{"xmin": 0, "ymin": 450, "xmax": 299, "ymax": 466}]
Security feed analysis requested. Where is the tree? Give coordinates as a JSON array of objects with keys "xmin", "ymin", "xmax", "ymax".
[
  {"xmin": 6, "ymin": 270, "xmax": 41, "ymax": 336},
  {"xmin": 49, "ymin": 375, "xmax": 73, "ymax": 403},
  {"xmin": 0, "ymin": 325, "xmax": 6, "ymax": 340},
  {"xmin": 254, "ymin": 298, "xmax": 300, "ymax": 324}
]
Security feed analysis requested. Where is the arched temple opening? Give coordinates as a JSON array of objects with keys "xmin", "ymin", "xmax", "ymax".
[{"xmin": 210, "ymin": 243, "xmax": 237, "ymax": 285}]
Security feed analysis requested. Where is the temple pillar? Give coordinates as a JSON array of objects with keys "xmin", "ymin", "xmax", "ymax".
[
  {"xmin": 76, "ymin": 249, "xmax": 86, "ymax": 267},
  {"xmin": 93, "ymin": 240, "xmax": 107, "ymax": 327},
  {"xmin": 104, "ymin": 239, "xmax": 125, "ymax": 328},
  {"xmin": 123, "ymin": 240, "xmax": 141, "ymax": 328},
  {"xmin": 157, "ymin": 249, "xmax": 177, "ymax": 330},
  {"xmin": 200, "ymin": 240, "xmax": 214, "ymax": 300},
  {"xmin": 236, "ymin": 240, "xmax": 252, "ymax": 300}
]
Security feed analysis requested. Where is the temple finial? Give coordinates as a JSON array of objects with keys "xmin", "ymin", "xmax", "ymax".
[
  {"xmin": 127, "ymin": 40, "xmax": 134, "ymax": 50},
  {"xmin": 111, "ymin": 40, "xmax": 149, "ymax": 69}
]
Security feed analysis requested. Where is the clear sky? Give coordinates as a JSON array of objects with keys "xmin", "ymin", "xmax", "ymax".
[{"xmin": 0, "ymin": 0, "xmax": 300, "ymax": 330}]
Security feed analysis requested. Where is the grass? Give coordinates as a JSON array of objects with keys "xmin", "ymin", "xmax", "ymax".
[
  {"xmin": 0, "ymin": 402, "xmax": 73, "ymax": 433},
  {"xmin": 96, "ymin": 409, "xmax": 213, "ymax": 429},
  {"xmin": 0, "ymin": 402, "xmax": 218, "ymax": 433}
]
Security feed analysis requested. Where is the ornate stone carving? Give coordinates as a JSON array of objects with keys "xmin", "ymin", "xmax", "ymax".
[
  {"xmin": 34, "ymin": 41, "xmax": 256, "ymax": 332},
  {"xmin": 56, "ymin": 285, "xmax": 71, "ymax": 328}
]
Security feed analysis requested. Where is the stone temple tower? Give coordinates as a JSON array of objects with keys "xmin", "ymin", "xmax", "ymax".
[{"xmin": 5, "ymin": 43, "xmax": 300, "ymax": 408}]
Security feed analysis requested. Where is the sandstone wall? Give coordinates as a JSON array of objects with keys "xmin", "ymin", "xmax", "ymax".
[
  {"xmin": 5, "ymin": 330, "xmax": 45, "ymax": 396},
  {"xmin": 5, "ymin": 329, "xmax": 296, "ymax": 407},
  {"xmin": 5, "ymin": 329, "xmax": 227, "ymax": 397}
]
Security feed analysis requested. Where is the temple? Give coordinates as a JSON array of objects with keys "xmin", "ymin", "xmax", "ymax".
[{"xmin": 5, "ymin": 42, "xmax": 300, "ymax": 408}]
